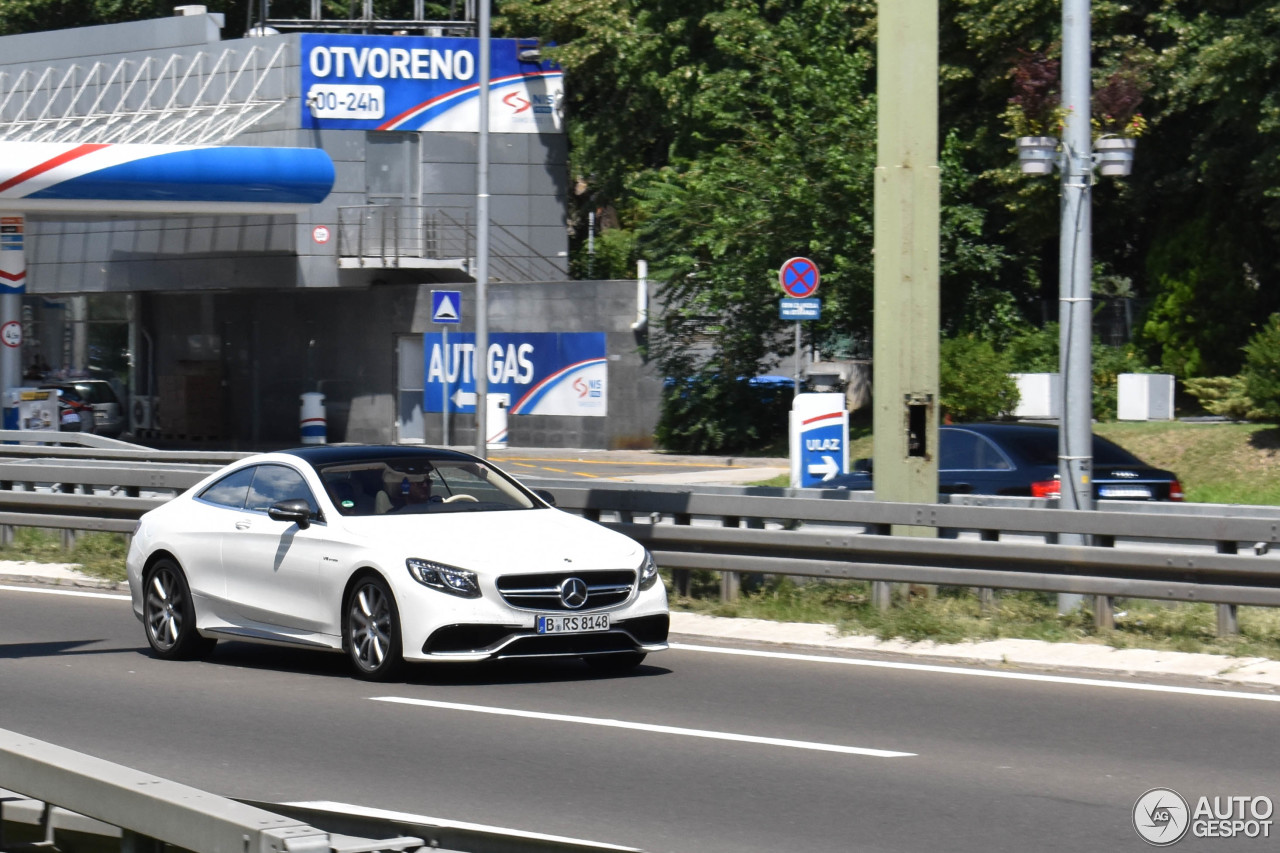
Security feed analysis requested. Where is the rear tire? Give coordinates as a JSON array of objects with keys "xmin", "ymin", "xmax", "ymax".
[
  {"xmin": 143, "ymin": 559, "xmax": 216, "ymax": 660},
  {"xmin": 345, "ymin": 575, "xmax": 403, "ymax": 681},
  {"xmin": 584, "ymin": 652, "xmax": 647, "ymax": 673}
]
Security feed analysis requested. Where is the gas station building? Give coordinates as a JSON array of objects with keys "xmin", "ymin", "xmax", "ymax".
[{"xmin": 0, "ymin": 9, "xmax": 661, "ymax": 449}]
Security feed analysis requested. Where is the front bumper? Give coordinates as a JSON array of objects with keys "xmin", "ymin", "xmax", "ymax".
[
  {"xmin": 415, "ymin": 612, "xmax": 670, "ymax": 662},
  {"xmin": 395, "ymin": 575, "xmax": 670, "ymax": 663}
]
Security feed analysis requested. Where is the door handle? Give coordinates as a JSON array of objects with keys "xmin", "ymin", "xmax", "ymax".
[{"xmin": 235, "ymin": 520, "xmax": 252, "ymax": 530}]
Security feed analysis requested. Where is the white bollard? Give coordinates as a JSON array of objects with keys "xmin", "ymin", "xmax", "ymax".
[{"xmin": 299, "ymin": 392, "xmax": 326, "ymax": 444}]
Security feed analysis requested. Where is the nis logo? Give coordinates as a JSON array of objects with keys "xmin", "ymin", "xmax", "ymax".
[
  {"xmin": 573, "ymin": 377, "xmax": 603, "ymax": 399},
  {"xmin": 502, "ymin": 92, "xmax": 557, "ymax": 115},
  {"xmin": 1134, "ymin": 788, "xmax": 1273, "ymax": 846}
]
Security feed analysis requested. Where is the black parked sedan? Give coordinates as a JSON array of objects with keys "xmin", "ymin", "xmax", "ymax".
[{"xmin": 822, "ymin": 422, "xmax": 1184, "ymax": 501}]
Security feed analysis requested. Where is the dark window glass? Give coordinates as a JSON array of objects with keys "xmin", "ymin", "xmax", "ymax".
[
  {"xmin": 246, "ymin": 465, "xmax": 319, "ymax": 514},
  {"xmin": 939, "ymin": 431, "xmax": 983, "ymax": 470},
  {"xmin": 198, "ymin": 467, "xmax": 256, "ymax": 509},
  {"xmin": 974, "ymin": 436, "xmax": 1012, "ymax": 470},
  {"xmin": 1092, "ymin": 436, "xmax": 1145, "ymax": 465},
  {"xmin": 74, "ymin": 382, "xmax": 119, "ymax": 404}
]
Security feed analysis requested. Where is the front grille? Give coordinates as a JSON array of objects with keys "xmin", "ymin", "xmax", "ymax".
[
  {"xmin": 424, "ymin": 623, "xmax": 520, "ymax": 654},
  {"xmin": 497, "ymin": 570, "xmax": 636, "ymax": 611},
  {"xmin": 421, "ymin": 615, "xmax": 668, "ymax": 657},
  {"xmin": 497, "ymin": 631, "xmax": 641, "ymax": 657},
  {"xmin": 625, "ymin": 613, "xmax": 670, "ymax": 645}
]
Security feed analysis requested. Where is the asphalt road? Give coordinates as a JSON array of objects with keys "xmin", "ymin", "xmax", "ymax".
[{"xmin": 1, "ymin": 586, "xmax": 1277, "ymax": 853}]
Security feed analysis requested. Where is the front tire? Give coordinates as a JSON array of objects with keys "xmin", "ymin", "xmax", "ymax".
[
  {"xmin": 345, "ymin": 575, "xmax": 403, "ymax": 681},
  {"xmin": 143, "ymin": 559, "xmax": 215, "ymax": 660}
]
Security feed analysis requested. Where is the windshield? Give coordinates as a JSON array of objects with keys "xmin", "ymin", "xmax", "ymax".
[
  {"xmin": 318, "ymin": 458, "xmax": 538, "ymax": 517},
  {"xmin": 74, "ymin": 382, "xmax": 119, "ymax": 404}
]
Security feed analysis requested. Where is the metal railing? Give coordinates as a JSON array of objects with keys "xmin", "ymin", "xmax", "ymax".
[
  {"xmin": 0, "ymin": 728, "xmax": 423, "ymax": 853},
  {"xmin": 0, "ymin": 727, "xmax": 634, "ymax": 853},
  {"xmin": 0, "ymin": 434, "xmax": 1277, "ymax": 631},
  {"xmin": 334, "ymin": 205, "xmax": 567, "ymax": 281}
]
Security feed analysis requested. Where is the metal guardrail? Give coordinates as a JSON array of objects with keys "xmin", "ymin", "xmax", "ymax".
[
  {"xmin": 0, "ymin": 728, "xmax": 423, "ymax": 853},
  {"xmin": 1, "ymin": 435, "xmax": 1279, "ymax": 623},
  {"xmin": 0, "ymin": 728, "xmax": 642, "ymax": 853}
]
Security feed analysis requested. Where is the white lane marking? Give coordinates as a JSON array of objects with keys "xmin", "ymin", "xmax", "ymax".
[
  {"xmin": 671, "ymin": 642, "xmax": 1280, "ymax": 703},
  {"xmin": 13, "ymin": 584, "xmax": 1270, "ymax": 704},
  {"xmin": 281, "ymin": 801, "xmax": 642, "ymax": 852},
  {"xmin": 0, "ymin": 584, "xmax": 130, "ymax": 601},
  {"xmin": 371, "ymin": 696, "xmax": 914, "ymax": 758}
]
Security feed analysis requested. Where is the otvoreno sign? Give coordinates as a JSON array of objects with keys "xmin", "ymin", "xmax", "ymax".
[
  {"xmin": 301, "ymin": 34, "xmax": 563, "ymax": 133},
  {"xmin": 423, "ymin": 332, "xmax": 606, "ymax": 417}
]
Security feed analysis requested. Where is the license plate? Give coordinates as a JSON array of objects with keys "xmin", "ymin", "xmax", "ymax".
[
  {"xmin": 537, "ymin": 613, "xmax": 609, "ymax": 634},
  {"xmin": 1099, "ymin": 485, "xmax": 1152, "ymax": 498}
]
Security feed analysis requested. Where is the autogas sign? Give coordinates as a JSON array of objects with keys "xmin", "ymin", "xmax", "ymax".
[
  {"xmin": 423, "ymin": 332, "xmax": 606, "ymax": 417},
  {"xmin": 301, "ymin": 34, "xmax": 563, "ymax": 133}
]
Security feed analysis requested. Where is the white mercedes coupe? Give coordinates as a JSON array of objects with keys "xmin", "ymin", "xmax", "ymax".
[{"xmin": 126, "ymin": 445, "xmax": 668, "ymax": 680}]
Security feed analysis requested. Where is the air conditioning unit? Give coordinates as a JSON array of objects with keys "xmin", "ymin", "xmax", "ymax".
[{"xmin": 130, "ymin": 396, "xmax": 158, "ymax": 432}]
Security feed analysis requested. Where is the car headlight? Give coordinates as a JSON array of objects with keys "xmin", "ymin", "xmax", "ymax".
[
  {"xmin": 638, "ymin": 550, "xmax": 660, "ymax": 590},
  {"xmin": 406, "ymin": 558, "xmax": 481, "ymax": 598}
]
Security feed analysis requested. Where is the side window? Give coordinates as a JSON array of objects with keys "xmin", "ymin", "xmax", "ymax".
[
  {"xmin": 975, "ymin": 436, "xmax": 1012, "ymax": 470},
  {"xmin": 246, "ymin": 465, "xmax": 320, "ymax": 515},
  {"xmin": 938, "ymin": 431, "xmax": 983, "ymax": 471},
  {"xmin": 198, "ymin": 467, "xmax": 256, "ymax": 509}
]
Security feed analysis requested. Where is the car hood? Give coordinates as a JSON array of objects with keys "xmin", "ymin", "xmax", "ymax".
[{"xmin": 335, "ymin": 507, "xmax": 645, "ymax": 575}]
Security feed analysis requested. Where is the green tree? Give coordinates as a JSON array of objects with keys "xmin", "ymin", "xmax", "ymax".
[
  {"xmin": 939, "ymin": 334, "xmax": 1019, "ymax": 421},
  {"xmin": 1243, "ymin": 313, "xmax": 1280, "ymax": 418}
]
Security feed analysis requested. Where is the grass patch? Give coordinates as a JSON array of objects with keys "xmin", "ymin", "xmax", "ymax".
[
  {"xmin": 0, "ymin": 528, "xmax": 128, "ymax": 581},
  {"xmin": 668, "ymin": 573, "xmax": 1280, "ymax": 660}
]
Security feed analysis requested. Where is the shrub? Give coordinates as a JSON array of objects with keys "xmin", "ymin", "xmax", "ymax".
[
  {"xmin": 1243, "ymin": 313, "xmax": 1280, "ymax": 419},
  {"xmin": 656, "ymin": 374, "xmax": 792, "ymax": 453},
  {"xmin": 940, "ymin": 335, "xmax": 1019, "ymax": 421},
  {"xmin": 1183, "ymin": 376, "xmax": 1261, "ymax": 421}
]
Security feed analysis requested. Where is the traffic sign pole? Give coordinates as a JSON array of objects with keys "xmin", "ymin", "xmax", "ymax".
[
  {"xmin": 778, "ymin": 258, "xmax": 820, "ymax": 397},
  {"xmin": 794, "ymin": 322, "xmax": 801, "ymax": 397},
  {"xmin": 441, "ymin": 327, "xmax": 449, "ymax": 446},
  {"xmin": 430, "ymin": 290, "xmax": 462, "ymax": 447}
]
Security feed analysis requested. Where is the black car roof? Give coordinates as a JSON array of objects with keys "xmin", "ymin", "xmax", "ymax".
[
  {"xmin": 280, "ymin": 444, "xmax": 483, "ymax": 469},
  {"xmin": 941, "ymin": 423, "xmax": 1056, "ymax": 436}
]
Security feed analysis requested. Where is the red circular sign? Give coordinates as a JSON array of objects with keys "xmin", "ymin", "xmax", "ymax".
[
  {"xmin": 312, "ymin": 225, "xmax": 331, "ymax": 244},
  {"xmin": 0, "ymin": 320, "xmax": 21, "ymax": 348},
  {"xmin": 779, "ymin": 257, "xmax": 820, "ymax": 298}
]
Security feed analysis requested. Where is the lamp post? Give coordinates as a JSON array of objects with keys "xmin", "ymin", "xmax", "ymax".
[
  {"xmin": 474, "ymin": 0, "xmax": 490, "ymax": 459},
  {"xmin": 1057, "ymin": 0, "xmax": 1093, "ymax": 614},
  {"xmin": 1014, "ymin": 0, "xmax": 1136, "ymax": 613}
]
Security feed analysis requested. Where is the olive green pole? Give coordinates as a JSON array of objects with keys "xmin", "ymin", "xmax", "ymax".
[{"xmin": 872, "ymin": 0, "xmax": 940, "ymax": 541}]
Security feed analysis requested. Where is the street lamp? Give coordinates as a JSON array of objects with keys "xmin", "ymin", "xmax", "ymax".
[{"xmin": 1014, "ymin": 0, "xmax": 1137, "ymax": 614}]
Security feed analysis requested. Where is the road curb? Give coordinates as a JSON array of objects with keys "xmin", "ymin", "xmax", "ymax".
[
  {"xmin": 669, "ymin": 612, "xmax": 1280, "ymax": 693},
  {"xmin": 0, "ymin": 572, "xmax": 126, "ymax": 591}
]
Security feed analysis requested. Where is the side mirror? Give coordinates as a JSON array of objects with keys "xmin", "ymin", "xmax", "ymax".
[
  {"xmin": 533, "ymin": 488, "xmax": 557, "ymax": 507},
  {"xmin": 268, "ymin": 499, "xmax": 313, "ymax": 529}
]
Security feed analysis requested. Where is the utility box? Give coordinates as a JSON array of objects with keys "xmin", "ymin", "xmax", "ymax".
[
  {"xmin": 1010, "ymin": 373, "xmax": 1060, "ymax": 419},
  {"xmin": 1118, "ymin": 373, "xmax": 1175, "ymax": 421},
  {"xmin": 2, "ymin": 387, "xmax": 58, "ymax": 431},
  {"xmin": 486, "ymin": 393, "xmax": 510, "ymax": 450}
]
